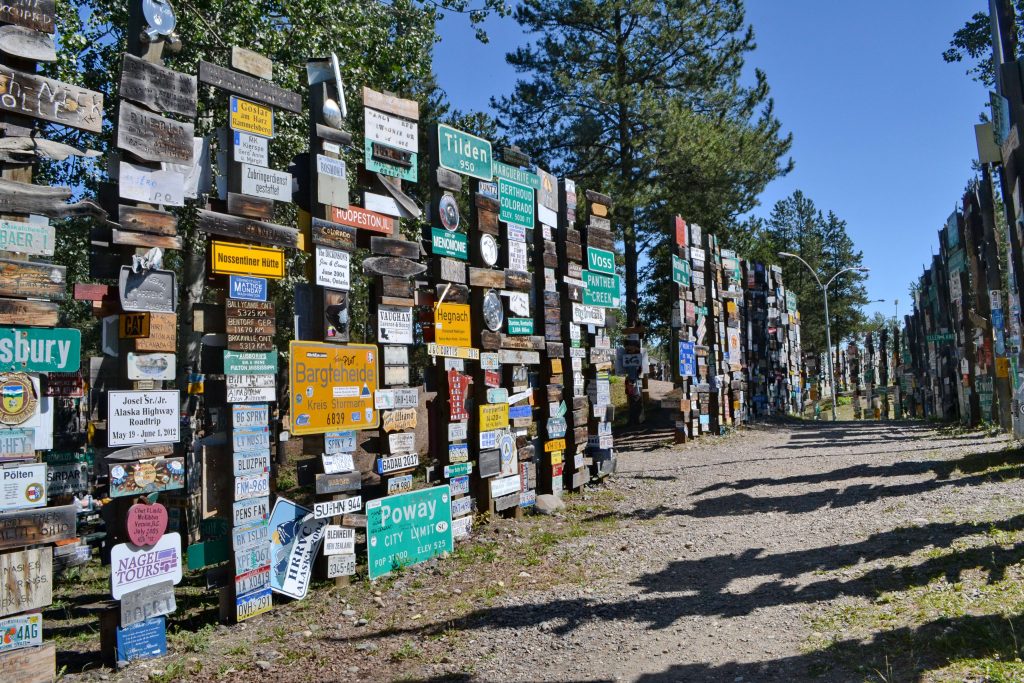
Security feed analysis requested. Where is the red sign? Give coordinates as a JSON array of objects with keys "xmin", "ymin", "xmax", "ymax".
[
  {"xmin": 126, "ymin": 502, "xmax": 169, "ymax": 547},
  {"xmin": 44, "ymin": 372, "xmax": 84, "ymax": 398},
  {"xmin": 448, "ymin": 368, "xmax": 471, "ymax": 422},
  {"xmin": 674, "ymin": 216, "xmax": 687, "ymax": 246},
  {"xmin": 484, "ymin": 370, "xmax": 501, "ymax": 388},
  {"xmin": 552, "ymin": 463, "xmax": 564, "ymax": 477},
  {"xmin": 329, "ymin": 205, "xmax": 395, "ymax": 234}
]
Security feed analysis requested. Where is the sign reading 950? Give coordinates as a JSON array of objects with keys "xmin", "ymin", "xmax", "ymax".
[{"xmin": 289, "ymin": 341, "xmax": 379, "ymax": 434}]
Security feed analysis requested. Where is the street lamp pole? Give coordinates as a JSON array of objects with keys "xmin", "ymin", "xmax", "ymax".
[{"xmin": 778, "ymin": 251, "xmax": 870, "ymax": 421}]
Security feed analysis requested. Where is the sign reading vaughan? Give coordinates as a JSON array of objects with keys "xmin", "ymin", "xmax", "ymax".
[
  {"xmin": 366, "ymin": 486, "xmax": 453, "ymax": 580},
  {"xmin": 289, "ymin": 341, "xmax": 378, "ymax": 434}
]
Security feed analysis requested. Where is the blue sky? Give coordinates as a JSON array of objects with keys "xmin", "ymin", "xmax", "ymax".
[{"xmin": 432, "ymin": 1, "xmax": 989, "ymax": 324}]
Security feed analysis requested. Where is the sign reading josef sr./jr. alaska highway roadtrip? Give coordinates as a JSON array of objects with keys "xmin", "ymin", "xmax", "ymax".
[{"xmin": 289, "ymin": 342, "xmax": 379, "ymax": 435}]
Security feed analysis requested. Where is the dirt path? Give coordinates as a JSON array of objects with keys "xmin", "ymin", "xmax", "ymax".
[{"xmin": 96, "ymin": 419, "xmax": 1022, "ymax": 682}]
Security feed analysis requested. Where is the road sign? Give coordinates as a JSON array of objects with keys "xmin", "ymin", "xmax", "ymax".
[
  {"xmin": 671, "ymin": 254, "xmax": 691, "ymax": 286},
  {"xmin": 434, "ymin": 303, "xmax": 471, "ymax": 347},
  {"xmin": 289, "ymin": 342, "xmax": 378, "ymax": 434},
  {"xmin": 367, "ymin": 485, "xmax": 452, "ymax": 579},
  {"xmin": 210, "ymin": 241, "xmax": 284, "ymax": 279},
  {"xmin": 229, "ymin": 95, "xmax": 273, "ymax": 138},
  {"xmin": 587, "ymin": 246, "xmax": 615, "ymax": 275},
  {"xmin": 478, "ymin": 403, "xmax": 509, "ymax": 432},
  {"xmin": 582, "ymin": 270, "xmax": 620, "ymax": 308},
  {"xmin": 437, "ymin": 124, "xmax": 492, "ymax": 181},
  {"xmin": 498, "ymin": 178, "xmax": 534, "ymax": 229}
]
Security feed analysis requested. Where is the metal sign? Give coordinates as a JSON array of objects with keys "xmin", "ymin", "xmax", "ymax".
[
  {"xmin": 434, "ymin": 303, "xmax": 471, "ymax": 347},
  {"xmin": 210, "ymin": 241, "xmax": 285, "ymax": 279},
  {"xmin": 431, "ymin": 227, "xmax": 467, "ymax": 260},
  {"xmin": 119, "ymin": 267, "xmax": 177, "ymax": 313},
  {"xmin": 289, "ymin": 342, "xmax": 378, "ymax": 434},
  {"xmin": 583, "ymin": 270, "xmax": 620, "ymax": 308},
  {"xmin": 672, "ymin": 255, "xmax": 690, "ymax": 285},
  {"xmin": 0, "ymin": 462, "xmax": 46, "ymax": 510},
  {"xmin": 240, "ymin": 164, "xmax": 290, "ymax": 202},
  {"xmin": 0, "ymin": 218, "xmax": 54, "ymax": 256},
  {"xmin": 229, "ymin": 95, "xmax": 273, "ymax": 138},
  {"xmin": 587, "ymin": 246, "xmax": 615, "ymax": 275},
  {"xmin": 0, "ymin": 612, "xmax": 42, "ymax": 653},
  {"xmin": 498, "ymin": 178, "xmax": 534, "ymax": 229},
  {"xmin": 0, "ymin": 327, "xmax": 80, "ymax": 373},
  {"xmin": 377, "ymin": 306, "xmax": 413, "ymax": 345},
  {"xmin": 233, "ymin": 131, "xmax": 268, "ymax": 166},
  {"xmin": 268, "ymin": 498, "xmax": 327, "ymax": 599},
  {"xmin": 366, "ymin": 485, "xmax": 453, "ymax": 579},
  {"xmin": 479, "ymin": 403, "xmax": 509, "ymax": 432},
  {"xmin": 224, "ymin": 349, "xmax": 277, "ymax": 375},
  {"xmin": 437, "ymin": 124, "xmax": 492, "ymax": 180},
  {"xmin": 110, "ymin": 533, "xmax": 183, "ymax": 599}
]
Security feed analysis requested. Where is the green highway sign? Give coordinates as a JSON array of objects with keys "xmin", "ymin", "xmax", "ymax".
[
  {"xmin": 587, "ymin": 246, "xmax": 615, "ymax": 275},
  {"xmin": 431, "ymin": 228, "xmax": 468, "ymax": 260},
  {"xmin": 508, "ymin": 318, "xmax": 534, "ymax": 335},
  {"xmin": 367, "ymin": 485, "xmax": 453, "ymax": 580},
  {"xmin": 0, "ymin": 327, "xmax": 81, "ymax": 373},
  {"xmin": 492, "ymin": 161, "xmax": 540, "ymax": 190},
  {"xmin": 671, "ymin": 255, "xmax": 691, "ymax": 287},
  {"xmin": 926, "ymin": 332, "xmax": 955, "ymax": 343},
  {"xmin": 583, "ymin": 270, "xmax": 620, "ymax": 308},
  {"xmin": 437, "ymin": 124, "xmax": 492, "ymax": 181},
  {"xmin": 224, "ymin": 350, "xmax": 278, "ymax": 374},
  {"xmin": 498, "ymin": 179, "xmax": 534, "ymax": 229}
]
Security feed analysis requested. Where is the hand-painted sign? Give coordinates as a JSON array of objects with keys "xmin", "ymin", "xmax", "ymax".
[
  {"xmin": 0, "ymin": 504, "xmax": 74, "ymax": 550},
  {"xmin": 229, "ymin": 95, "xmax": 273, "ymax": 138},
  {"xmin": 367, "ymin": 485, "xmax": 453, "ymax": 579},
  {"xmin": 437, "ymin": 124, "xmax": 492, "ymax": 180},
  {"xmin": 0, "ymin": 67, "xmax": 102, "ymax": 132},
  {"xmin": 107, "ymin": 390, "xmax": 179, "ymax": 447},
  {"xmin": 210, "ymin": 241, "xmax": 285, "ymax": 279},
  {"xmin": 289, "ymin": 342, "xmax": 378, "ymax": 434},
  {"xmin": 120, "ymin": 161, "xmax": 185, "ymax": 206},
  {"xmin": 126, "ymin": 503, "xmax": 167, "ymax": 547},
  {"xmin": 382, "ymin": 408, "xmax": 417, "ymax": 433},
  {"xmin": 269, "ymin": 498, "xmax": 327, "ymax": 600},
  {"xmin": 110, "ymin": 533, "xmax": 182, "ymax": 599},
  {"xmin": 0, "ymin": 547, "xmax": 50, "ymax": 617}
]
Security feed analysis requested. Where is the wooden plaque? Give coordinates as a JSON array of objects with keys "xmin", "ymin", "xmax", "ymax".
[
  {"xmin": 196, "ymin": 209, "xmax": 298, "ymax": 249},
  {"xmin": 198, "ymin": 61, "xmax": 301, "ymax": 113},
  {"xmin": 120, "ymin": 54, "xmax": 197, "ymax": 118},
  {"xmin": 0, "ymin": 259, "xmax": 64, "ymax": 300},
  {"xmin": 0, "ymin": 67, "xmax": 103, "ymax": 132}
]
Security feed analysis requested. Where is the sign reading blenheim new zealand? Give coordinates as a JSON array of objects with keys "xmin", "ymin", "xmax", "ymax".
[{"xmin": 289, "ymin": 342, "xmax": 378, "ymax": 435}]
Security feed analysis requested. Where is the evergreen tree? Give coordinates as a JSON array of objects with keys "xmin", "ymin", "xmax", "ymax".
[{"xmin": 493, "ymin": 0, "xmax": 792, "ymax": 326}]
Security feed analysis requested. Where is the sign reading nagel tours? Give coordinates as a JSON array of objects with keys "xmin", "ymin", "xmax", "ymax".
[
  {"xmin": 107, "ymin": 390, "xmax": 180, "ymax": 447},
  {"xmin": 210, "ymin": 241, "xmax": 285, "ymax": 279},
  {"xmin": 110, "ymin": 533, "xmax": 183, "ymax": 599},
  {"xmin": 289, "ymin": 342, "xmax": 378, "ymax": 434}
]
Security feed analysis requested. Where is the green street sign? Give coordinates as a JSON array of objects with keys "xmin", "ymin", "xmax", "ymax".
[
  {"xmin": 508, "ymin": 318, "xmax": 534, "ymax": 335},
  {"xmin": 671, "ymin": 255, "xmax": 691, "ymax": 287},
  {"xmin": 786, "ymin": 291, "xmax": 797, "ymax": 313},
  {"xmin": 367, "ymin": 485, "xmax": 453, "ymax": 580},
  {"xmin": 0, "ymin": 327, "xmax": 81, "ymax": 373},
  {"xmin": 492, "ymin": 161, "xmax": 540, "ymax": 189},
  {"xmin": 587, "ymin": 246, "xmax": 615, "ymax": 275},
  {"xmin": 224, "ymin": 350, "xmax": 278, "ymax": 375},
  {"xmin": 583, "ymin": 270, "xmax": 620, "ymax": 308},
  {"xmin": 926, "ymin": 332, "xmax": 955, "ymax": 343},
  {"xmin": 498, "ymin": 179, "xmax": 534, "ymax": 229},
  {"xmin": 437, "ymin": 124, "xmax": 492, "ymax": 181},
  {"xmin": 363, "ymin": 138, "xmax": 417, "ymax": 182},
  {"xmin": 431, "ymin": 228, "xmax": 468, "ymax": 260}
]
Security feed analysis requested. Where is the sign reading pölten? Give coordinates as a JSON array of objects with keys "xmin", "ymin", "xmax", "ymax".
[
  {"xmin": 433, "ymin": 303, "xmax": 471, "ymax": 347},
  {"xmin": 210, "ymin": 241, "xmax": 284, "ymax": 279},
  {"xmin": 289, "ymin": 341, "xmax": 378, "ymax": 435}
]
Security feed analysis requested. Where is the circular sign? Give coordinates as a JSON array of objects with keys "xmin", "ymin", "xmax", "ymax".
[
  {"xmin": 127, "ymin": 502, "xmax": 168, "ymax": 547},
  {"xmin": 439, "ymin": 194, "xmax": 460, "ymax": 232},
  {"xmin": 0, "ymin": 373, "xmax": 37, "ymax": 426},
  {"xmin": 24, "ymin": 483, "xmax": 43, "ymax": 505},
  {"xmin": 142, "ymin": 0, "xmax": 177, "ymax": 35},
  {"xmin": 483, "ymin": 290, "xmax": 504, "ymax": 332},
  {"xmin": 480, "ymin": 233, "xmax": 499, "ymax": 267}
]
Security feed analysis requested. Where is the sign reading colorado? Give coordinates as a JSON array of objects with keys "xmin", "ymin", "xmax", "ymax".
[
  {"xmin": 366, "ymin": 485, "xmax": 452, "ymax": 580},
  {"xmin": 289, "ymin": 341, "xmax": 378, "ymax": 435}
]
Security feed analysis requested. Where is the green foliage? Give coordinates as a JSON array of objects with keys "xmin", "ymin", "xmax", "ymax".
[
  {"xmin": 494, "ymin": 0, "xmax": 792, "ymax": 327},
  {"xmin": 943, "ymin": 2, "xmax": 1024, "ymax": 89}
]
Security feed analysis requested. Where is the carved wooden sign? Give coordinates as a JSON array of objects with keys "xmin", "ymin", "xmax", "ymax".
[
  {"xmin": 0, "ymin": 505, "xmax": 75, "ymax": 551},
  {"xmin": 197, "ymin": 209, "xmax": 298, "ymax": 249},
  {"xmin": 198, "ymin": 61, "xmax": 302, "ymax": 113},
  {"xmin": 0, "ymin": 67, "xmax": 103, "ymax": 132},
  {"xmin": 117, "ymin": 101, "xmax": 194, "ymax": 164},
  {"xmin": 120, "ymin": 54, "xmax": 197, "ymax": 119},
  {"xmin": 0, "ymin": 546, "xmax": 51, "ymax": 617},
  {"xmin": 362, "ymin": 256, "xmax": 426, "ymax": 279},
  {"xmin": 226, "ymin": 300, "xmax": 275, "ymax": 351},
  {"xmin": 0, "ymin": 0, "xmax": 55, "ymax": 33},
  {"xmin": 0, "ymin": 259, "xmax": 64, "ymax": 300}
]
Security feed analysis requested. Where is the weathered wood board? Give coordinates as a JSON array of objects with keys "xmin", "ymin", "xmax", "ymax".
[
  {"xmin": 117, "ymin": 101, "xmax": 194, "ymax": 164},
  {"xmin": 120, "ymin": 54, "xmax": 197, "ymax": 118},
  {"xmin": 198, "ymin": 61, "xmax": 301, "ymax": 113},
  {"xmin": 0, "ymin": 67, "xmax": 103, "ymax": 132},
  {"xmin": 0, "ymin": 259, "xmax": 65, "ymax": 300}
]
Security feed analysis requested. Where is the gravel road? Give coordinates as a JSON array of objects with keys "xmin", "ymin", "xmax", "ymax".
[{"xmin": 107, "ymin": 418, "xmax": 1017, "ymax": 682}]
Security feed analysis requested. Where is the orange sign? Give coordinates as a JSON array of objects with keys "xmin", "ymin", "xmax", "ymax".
[
  {"xmin": 329, "ymin": 205, "xmax": 394, "ymax": 234},
  {"xmin": 289, "ymin": 341, "xmax": 378, "ymax": 434},
  {"xmin": 434, "ymin": 303, "xmax": 471, "ymax": 347}
]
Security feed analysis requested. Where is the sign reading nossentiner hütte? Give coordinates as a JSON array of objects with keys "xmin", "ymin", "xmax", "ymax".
[
  {"xmin": 0, "ymin": 327, "xmax": 80, "ymax": 373},
  {"xmin": 107, "ymin": 390, "xmax": 180, "ymax": 447}
]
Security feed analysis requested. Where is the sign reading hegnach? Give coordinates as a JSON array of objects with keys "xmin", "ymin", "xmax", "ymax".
[
  {"xmin": 437, "ymin": 124, "xmax": 492, "ymax": 181},
  {"xmin": 434, "ymin": 303, "xmax": 471, "ymax": 347},
  {"xmin": 366, "ymin": 485, "xmax": 453, "ymax": 579},
  {"xmin": 289, "ymin": 342, "xmax": 378, "ymax": 434},
  {"xmin": 582, "ymin": 270, "xmax": 620, "ymax": 308},
  {"xmin": 671, "ymin": 254, "xmax": 691, "ymax": 286},
  {"xmin": 228, "ymin": 275, "xmax": 268, "ymax": 302},
  {"xmin": 431, "ymin": 228, "xmax": 468, "ymax": 260},
  {"xmin": 0, "ymin": 327, "xmax": 80, "ymax": 373},
  {"xmin": 586, "ymin": 246, "xmax": 616, "ymax": 275},
  {"xmin": 498, "ymin": 179, "xmax": 534, "ymax": 229}
]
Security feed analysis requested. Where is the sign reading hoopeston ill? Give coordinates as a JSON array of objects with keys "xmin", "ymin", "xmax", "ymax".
[
  {"xmin": 437, "ymin": 123, "xmax": 492, "ymax": 181},
  {"xmin": 0, "ymin": 327, "xmax": 80, "ymax": 373},
  {"xmin": 366, "ymin": 485, "xmax": 453, "ymax": 580}
]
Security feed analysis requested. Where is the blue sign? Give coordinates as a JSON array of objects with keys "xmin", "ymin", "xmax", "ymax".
[
  {"xmin": 229, "ymin": 275, "xmax": 268, "ymax": 302},
  {"xmin": 678, "ymin": 341, "xmax": 696, "ymax": 379},
  {"xmin": 509, "ymin": 405, "xmax": 532, "ymax": 419},
  {"xmin": 116, "ymin": 616, "xmax": 167, "ymax": 663}
]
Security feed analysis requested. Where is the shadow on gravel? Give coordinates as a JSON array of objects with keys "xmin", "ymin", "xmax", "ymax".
[{"xmin": 631, "ymin": 610, "xmax": 1024, "ymax": 682}]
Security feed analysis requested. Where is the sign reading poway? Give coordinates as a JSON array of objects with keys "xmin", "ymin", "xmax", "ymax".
[
  {"xmin": 366, "ymin": 485, "xmax": 453, "ymax": 579},
  {"xmin": 289, "ymin": 342, "xmax": 378, "ymax": 434}
]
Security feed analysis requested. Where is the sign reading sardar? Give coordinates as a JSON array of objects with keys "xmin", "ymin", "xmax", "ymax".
[{"xmin": 289, "ymin": 341, "xmax": 378, "ymax": 435}]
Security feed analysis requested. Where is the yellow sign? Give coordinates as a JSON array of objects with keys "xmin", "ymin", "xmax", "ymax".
[
  {"xmin": 551, "ymin": 359, "xmax": 562, "ymax": 374},
  {"xmin": 996, "ymin": 357, "xmax": 1010, "ymax": 378},
  {"xmin": 550, "ymin": 450, "xmax": 563, "ymax": 465},
  {"xmin": 210, "ymin": 241, "xmax": 285, "ymax": 279},
  {"xmin": 544, "ymin": 438, "xmax": 566, "ymax": 453},
  {"xmin": 434, "ymin": 303, "xmax": 471, "ymax": 348},
  {"xmin": 478, "ymin": 403, "xmax": 509, "ymax": 432},
  {"xmin": 119, "ymin": 312, "xmax": 150, "ymax": 338},
  {"xmin": 289, "ymin": 341, "xmax": 379, "ymax": 435},
  {"xmin": 229, "ymin": 96, "xmax": 273, "ymax": 138}
]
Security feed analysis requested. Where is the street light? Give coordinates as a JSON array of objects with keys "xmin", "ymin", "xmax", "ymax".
[{"xmin": 778, "ymin": 251, "xmax": 870, "ymax": 421}]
